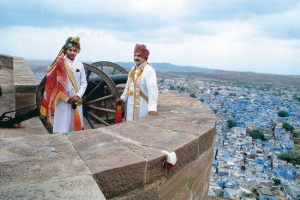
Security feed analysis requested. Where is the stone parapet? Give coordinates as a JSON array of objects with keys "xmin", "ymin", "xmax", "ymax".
[
  {"xmin": 79, "ymin": 93, "xmax": 216, "ymax": 199},
  {"xmin": 0, "ymin": 135, "xmax": 106, "ymax": 199},
  {"xmin": 13, "ymin": 57, "xmax": 39, "ymax": 114},
  {"xmin": 0, "ymin": 55, "xmax": 217, "ymax": 199},
  {"xmin": 0, "ymin": 54, "xmax": 14, "ymax": 120},
  {"xmin": 0, "ymin": 53, "xmax": 13, "ymax": 70},
  {"xmin": 0, "ymin": 93, "xmax": 216, "ymax": 199},
  {"xmin": 0, "ymin": 54, "xmax": 39, "ymax": 115}
]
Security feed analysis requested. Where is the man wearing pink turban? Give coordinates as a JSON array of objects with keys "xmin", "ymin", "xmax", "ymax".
[{"xmin": 116, "ymin": 44, "xmax": 158, "ymax": 121}]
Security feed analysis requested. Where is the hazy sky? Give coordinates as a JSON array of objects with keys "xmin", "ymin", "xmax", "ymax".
[{"xmin": 1, "ymin": 0, "xmax": 300, "ymax": 75}]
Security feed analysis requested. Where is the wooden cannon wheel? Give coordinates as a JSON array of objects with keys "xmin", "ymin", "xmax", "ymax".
[
  {"xmin": 91, "ymin": 61, "xmax": 128, "ymax": 75},
  {"xmin": 36, "ymin": 62, "xmax": 128, "ymax": 133}
]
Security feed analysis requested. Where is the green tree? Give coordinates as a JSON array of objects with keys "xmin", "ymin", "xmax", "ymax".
[
  {"xmin": 190, "ymin": 93, "xmax": 196, "ymax": 98},
  {"xmin": 273, "ymin": 178, "xmax": 281, "ymax": 186},
  {"xmin": 213, "ymin": 109, "xmax": 218, "ymax": 114},
  {"xmin": 293, "ymin": 94, "xmax": 300, "ymax": 101},
  {"xmin": 213, "ymin": 91, "xmax": 219, "ymax": 96},
  {"xmin": 278, "ymin": 110, "xmax": 288, "ymax": 117},
  {"xmin": 278, "ymin": 151, "xmax": 300, "ymax": 166},
  {"xmin": 199, "ymin": 98, "xmax": 204, "ymax": 103},
  {"xmin": 250, "ymin": 130, "xmax": 265, "ymax": 140},
  {"xmin": 292, "ymin": 132, "xmax": 299, "ymax": 138},
  {"xmin": 282, "ymin": 122, "xmax": 294, "ymax": 132},
  {"xmin": 227, "ymin": 119, "xmax": 234, "ymax": 129},
  {"xmin": 169, "ymin": 85, "xmax": 175, "ymax": 90},
  {"xmin": 179, "ymin": 87, "xmax": 185, "ymax": 91}
]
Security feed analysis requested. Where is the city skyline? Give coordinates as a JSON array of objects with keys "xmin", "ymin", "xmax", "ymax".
[{"xmin": 1, "ymin": 0, "xmax": 300, "ymax": 75}]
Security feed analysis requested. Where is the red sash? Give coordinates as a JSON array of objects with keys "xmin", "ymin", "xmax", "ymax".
[{"xmin": 40, "ymin": 56, "xmax": 82, "ymax": 131}]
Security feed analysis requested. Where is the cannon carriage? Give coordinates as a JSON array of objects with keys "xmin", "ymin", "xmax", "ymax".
[{"xmin": 0, "ymin": 61, "xmax": 129, "ymax": 133}]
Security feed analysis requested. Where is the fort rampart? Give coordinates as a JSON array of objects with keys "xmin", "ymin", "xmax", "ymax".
[{"xmin": 0, "ymin": 54, "xmax": 216, "ymax": 199}]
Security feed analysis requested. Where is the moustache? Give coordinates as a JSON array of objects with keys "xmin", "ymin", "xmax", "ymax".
[{"xmin": 134, "ymin": 59, "xmax": 140, "ymax": 62}]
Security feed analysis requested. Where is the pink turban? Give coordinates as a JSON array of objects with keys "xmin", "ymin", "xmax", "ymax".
[{"xmin": 134, "ymin": 44, "xmax": 150, "ymax": 60}]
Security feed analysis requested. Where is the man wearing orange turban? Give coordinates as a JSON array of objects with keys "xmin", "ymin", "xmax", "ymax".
[
  {"xmin": 117, "ymin": 44, "xmax": 158, "ymax": 121},
  {"xmin": 40, "ymin": 37, "xmax": 87, "ymax": 133}
]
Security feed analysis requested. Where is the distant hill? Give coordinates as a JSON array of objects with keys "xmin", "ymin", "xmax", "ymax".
[
  {"xmin": 27, "ymin": 59, "xmax": 215, "ymax": 73},
  {"xmin": 165, "ymin": 70, "xmax": 300, "ymax": 93},
  {"xmin": 115, "ymin": 62, "xmax": 215, "ymax": 73},
  {"xmin": 26, "ymin": 59, "xmax": 300, "ymax": 92}
]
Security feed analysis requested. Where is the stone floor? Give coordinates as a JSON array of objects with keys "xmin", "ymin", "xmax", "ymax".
[
  {"xmin": 0, "ymin": 115, "xmax": 107, "ymax": 138},
  {"xmin": 0, "ymin": 117, "xmax": 49, "ymax": 138}
]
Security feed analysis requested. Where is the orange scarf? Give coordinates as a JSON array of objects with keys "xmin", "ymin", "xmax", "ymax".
[{"xmin": 40, "ymin": 56, "xmax": 82, "ymax": 131}]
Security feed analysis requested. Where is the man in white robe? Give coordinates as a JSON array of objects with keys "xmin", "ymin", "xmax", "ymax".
[
  {"xmin": 117, "ymin": 44, "xmax": 158, "ymax": 121},
  {"xmin": 40, "ymin": 37, "xmax": 87, "ymax": 134},
  {"xmin": 53, "ymin": 55, "xmax": 87, "ymax": 133}
]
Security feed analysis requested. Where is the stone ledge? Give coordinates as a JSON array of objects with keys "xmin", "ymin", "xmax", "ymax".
[
  {"xmin": 13, "ymin": 57, "xmax": 38, "ymax": 94},
  {"xmin": 13, "ymin": 57, "xmax": 39, "ymax": 114},
  {"xmin": 0, "ymin": 53, "xmax": 217, "ymax": 199},
  {"xmin": 0, "ymin": 134, "xmax": 106, "ymax": 199},
  {"xmin": 0, "ymin": 93, "xmax": 216, "ymax": 200},
  {"xmin": 0, "ymin": 66, "xmax": 15, "ymax": 114},
  {"xmin": 0, "ymin": 175, "xmax": 106, "ymax": 200},
  {"xmin": 0, "ymin": 54, "xmax": 13, "ymax": 70},
  {"xmin": 67, "ymin": 93, "xmax": 216, "ymax": 199}
]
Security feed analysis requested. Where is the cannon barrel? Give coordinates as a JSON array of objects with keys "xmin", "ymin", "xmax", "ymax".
[
  {"xmin": 84, "ymin": 74, "xmax": 127, "ymax": 98},
  {"xmin": 88, "ymin": 74, "xmax": 128, "ymax": 85}
]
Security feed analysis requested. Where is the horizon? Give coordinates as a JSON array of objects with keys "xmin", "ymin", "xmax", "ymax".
[
  {"xmin": 1, "ymin": 1, "xmax": 300, "ymax": 75},
  {"xmin": 26, "ymin": 57, "xmax": 300, "ymax": 77}
]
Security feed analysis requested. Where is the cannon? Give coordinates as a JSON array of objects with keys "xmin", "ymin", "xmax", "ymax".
[{"xmin": 0, "ymin": 61, "xmax": 128, "ymax": 133}]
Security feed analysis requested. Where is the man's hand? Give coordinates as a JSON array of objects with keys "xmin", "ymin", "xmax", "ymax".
[
  {"xmin": 148, "ymin": 111, "xmax": 159, "ymax": 116},
  {"xmin": 116, "ymin": 98, "xmax": 124, "ymax": 104},
  {"xmin": 67, "ymin": 95, "xmax": 80, "ymax": 104}
]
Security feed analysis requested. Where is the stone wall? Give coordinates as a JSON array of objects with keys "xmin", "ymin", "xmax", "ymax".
[
  {"xmin": 0, "ymin": 54, "xmax": 39, "ymax": 115},
  {"xmin": 0, "ymin": 53, "xmax": 13, "ymax": 70},
  {"xmin": 0, "ymin": 54, "xmax": 15, "ymax": 115},
  {"xmin": 67, "ymin": 93, "xmax": 217, "ymax": 199},
  {"xmin": 12, "ymin": 57, "xmax": 39, "ymax": 114},
  {"xmin": 0, "ymin": 54, "xmax": 217, "ymax": 200}
]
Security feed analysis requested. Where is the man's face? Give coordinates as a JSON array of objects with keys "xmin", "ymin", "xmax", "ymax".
[
  {"xmin": 66, "ymin": 47, "xmax": 78, "ymax": 61},
  {"xmin": 134, "ymin": 53, "xmax": 146, "ymax": 66}
]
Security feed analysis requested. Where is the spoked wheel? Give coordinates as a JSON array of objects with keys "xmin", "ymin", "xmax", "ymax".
[
  {"xmin": 37, "ymin": 63, "xmax": 123, "ymax": 133},
  {"xmin": 83, "ymin": 63, "xmax": 121, "ymax": 129},
  {"xmin": 91, "ymin": 61, "xmax": 128, "ymax": 75},
  {"xmin": 91, "ymin": 61, "xmax": 128, "ymax": 102}
]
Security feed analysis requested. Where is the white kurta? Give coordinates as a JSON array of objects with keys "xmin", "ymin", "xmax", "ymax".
[
  {"xmin": 120, "ymin": 62, "xmax": 158, "ymax": 121},
  {"xmin": 53, "ymin": 56, "xmax": 87, "ymax": 134}
]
